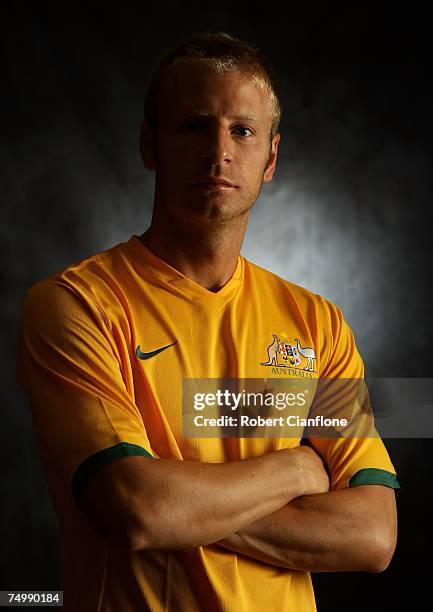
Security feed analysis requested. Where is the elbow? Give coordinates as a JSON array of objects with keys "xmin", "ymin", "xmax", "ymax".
[
  {"xmin": 116, "ymin": 503, "xmax": 186, "ymax": 552},
  {"xmin": 126, "ymin": 516, "xmax": 168, "ymax": 552},
  {"xmin": 83, "ymin": 502, "xmax": 165, "ymax": 553},
  {"xmin": 78, "ymin": 484, "xmax": 192, "ymax": 552},
  {"xmin": 122, "ymin": 527, "xmax": 155, "ymax": 553},
  {"xmin": 364, "ymin": 529, "xmax": 397, "ymax": 573},
  {"xmin": 113, "ymin": 511, "xmax": 167, "ymax": 552},
  {"xmin": 83, "ymin": 511, "xmax": 153, "ymax": 552},
  {"xmin": 104, "ymin": 518, "xmax": 160, "ymax": 552}
]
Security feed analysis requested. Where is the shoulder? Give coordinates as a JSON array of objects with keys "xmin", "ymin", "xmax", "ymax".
[
  {"xmin": 242, "ymin": 257, "xmax": 344, "ymax": 323},
  {"xmin": 21, "ymin": 238, "xmax": 134, "ymax": 323}
]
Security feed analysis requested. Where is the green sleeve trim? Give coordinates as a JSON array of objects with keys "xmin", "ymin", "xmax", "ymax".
[
  {"xmin": 71, "ymin": 442, "xmax": 154, "ymax": 504},
  {"xmin": 349, "ymin": 468, "xmax": 401, "ymax": 490}
]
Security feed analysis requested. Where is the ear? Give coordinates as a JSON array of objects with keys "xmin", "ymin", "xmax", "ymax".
[
  {"xmin": 263, "ymin": 133, "xmax": 281, "ymax": 183},
  {"xmin": 139, "ymin": 119, "xmax": 157, "ymax": 171}
]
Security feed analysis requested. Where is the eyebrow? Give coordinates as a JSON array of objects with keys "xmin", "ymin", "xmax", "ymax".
[{"xmin": 189, "ymin": 110, "xmax": 262, "ymax": 123}]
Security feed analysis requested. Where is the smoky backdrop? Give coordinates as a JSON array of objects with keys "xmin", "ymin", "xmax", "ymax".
[{"xmin": 2, "ymin": 5, "xmax": 431, "ymax": 610}]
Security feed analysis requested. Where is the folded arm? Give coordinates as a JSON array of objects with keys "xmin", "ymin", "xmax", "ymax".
[
  {"xmin": 77, "ymin": 445, "xmax": 329, "ymax": 551},
  {"xmin": 217, "ymin": 484, "xmax": 398, "ymax": 573}
]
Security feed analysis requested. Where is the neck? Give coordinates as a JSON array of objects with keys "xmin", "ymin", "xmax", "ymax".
[{"xmin": 140, "ymin": 212, "xmax": 248, "ymax": 291}]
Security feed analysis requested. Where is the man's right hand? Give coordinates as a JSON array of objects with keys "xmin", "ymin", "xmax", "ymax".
[{"xmin": 289, "ymin": 445, "xmax": 330, "ymax": 495}]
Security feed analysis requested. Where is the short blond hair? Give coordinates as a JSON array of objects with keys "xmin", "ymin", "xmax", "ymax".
[{"xmin": 144, "ymin": 32, "xmax": 282, "ymax": 138}]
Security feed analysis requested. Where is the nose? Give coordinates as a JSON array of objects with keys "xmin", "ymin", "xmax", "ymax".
[{"xmin": 201, "ymin": 125, "xmax": 232, "ymax": 166}]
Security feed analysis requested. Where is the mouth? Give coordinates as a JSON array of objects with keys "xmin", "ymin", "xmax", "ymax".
[{"xmin": 191, "ymin": 179, "xmax": 237, "ymax": 190}]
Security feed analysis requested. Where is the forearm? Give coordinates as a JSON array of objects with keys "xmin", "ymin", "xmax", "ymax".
[
  {"xmin": 217, "ymin": 485, "xmax": 397, "ymax": 573},
  {"xmin": 138, "ymin": 452, "xmax": 303, "ymax": 549},
  {"xmin": 81, "ymin": 447, "xmax": 321, "ymax": 551}
]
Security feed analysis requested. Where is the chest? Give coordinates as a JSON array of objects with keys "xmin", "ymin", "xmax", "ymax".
[{"xmin": 118, "ymin": 288, "xmax": 319, "ymax": 459}]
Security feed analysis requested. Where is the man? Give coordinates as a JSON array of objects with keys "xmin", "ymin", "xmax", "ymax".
[{"xmin": 17, "ymin": 32, "xmax": 400, "ymax": 611}]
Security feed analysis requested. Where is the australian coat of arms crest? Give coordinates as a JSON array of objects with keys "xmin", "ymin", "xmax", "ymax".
[{"xmin": 261, "ymin": 333, "xmax": 316, "ymax": 372}]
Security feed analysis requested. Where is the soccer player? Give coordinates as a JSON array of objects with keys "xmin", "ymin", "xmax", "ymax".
[{"xmin": 17, "ymin": 32, "xmax": 400, "ymax": 611}]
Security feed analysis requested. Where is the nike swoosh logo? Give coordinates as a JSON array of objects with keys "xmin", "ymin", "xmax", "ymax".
[{"xmin": 136, "ymin": 341, "xmax": 177, "ymax": 360}]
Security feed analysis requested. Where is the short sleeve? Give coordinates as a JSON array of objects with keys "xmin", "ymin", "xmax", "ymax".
[
  {"xmin": 307, "ymin": 298, "xmax": 401, "ymax": 492},
  {"xmin": 16, "ymin": 279, "xmax": 154, "ymax": 505}
]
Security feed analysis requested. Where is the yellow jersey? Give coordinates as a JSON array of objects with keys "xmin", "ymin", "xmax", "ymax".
[{"xmin": 16, "ymin": 234, "xmax": 400, "ymax": 611}]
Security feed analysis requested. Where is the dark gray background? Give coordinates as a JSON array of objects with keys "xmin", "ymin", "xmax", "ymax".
[{"xmin": 2, "ymin": 4, "xmax": 432, "ymax": 610}]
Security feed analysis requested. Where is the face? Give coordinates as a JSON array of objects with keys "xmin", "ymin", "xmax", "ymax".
[{"xmin": 140, "ymin": 58, "xmax": 280, "ymax": 227}]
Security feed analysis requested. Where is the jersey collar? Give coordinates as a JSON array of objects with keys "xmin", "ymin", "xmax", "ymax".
[{"xmin": 127, "ymin": 234, "xmax": 243, "ymax": 306}]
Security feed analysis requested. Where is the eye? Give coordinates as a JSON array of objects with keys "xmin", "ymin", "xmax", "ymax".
[{"xmin": 232, "ymin": 126, "xmax": 254, "ymax": 137}]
